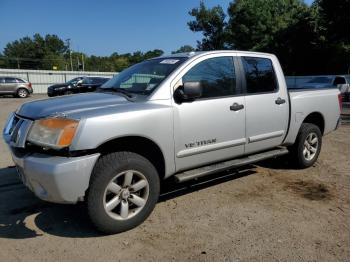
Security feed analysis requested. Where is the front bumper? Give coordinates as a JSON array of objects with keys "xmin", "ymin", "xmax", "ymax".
[
  {"xmin": 3, "ymin": 112, "xmax": 100, "ymax": 204},
  {"xmin": 12, "ymin": 152, "xmax": 100, "ymax": 204}
]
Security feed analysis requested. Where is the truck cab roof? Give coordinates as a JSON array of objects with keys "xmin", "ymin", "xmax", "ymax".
[{"xmin": 158, "ymin": 50, "xmax": 276, "ymax": 60}]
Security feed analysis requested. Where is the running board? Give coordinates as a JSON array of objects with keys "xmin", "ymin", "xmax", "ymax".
[{"xmin": 174, "ymin": 148, "xmax": 289, "ymax": 183}]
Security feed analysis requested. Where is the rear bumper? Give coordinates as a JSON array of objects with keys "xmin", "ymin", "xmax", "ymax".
[{"xmin": 12, "ymin": 152, "xmax": 100, "ymax": 204}]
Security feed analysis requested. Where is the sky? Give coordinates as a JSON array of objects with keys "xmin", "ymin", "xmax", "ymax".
[{"xmin": 0, "ymin": 0, "xmax": 314, "ymax": 56}]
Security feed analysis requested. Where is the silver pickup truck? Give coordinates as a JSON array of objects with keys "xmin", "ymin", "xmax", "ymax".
[{"xmin": 3, "ymin": 51, "xmax": 342, "ymax": 234}]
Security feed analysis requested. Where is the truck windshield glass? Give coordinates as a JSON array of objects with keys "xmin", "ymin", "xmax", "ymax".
[{"xmin": 100, "ymin": 57, "xmax": 187, "ymax": 95}]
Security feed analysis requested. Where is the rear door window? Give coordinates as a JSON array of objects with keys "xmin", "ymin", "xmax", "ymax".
[{"xmin": 242, "ymin": 57, "xmax": 278, "ymax": 94}]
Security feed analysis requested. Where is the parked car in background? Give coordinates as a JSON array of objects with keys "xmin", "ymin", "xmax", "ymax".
[
  {"xmin": 47, "ymin": 76, "xmax": 110, "ymax": 97},
  {"xmin": 0, "ymin": 77, "xmax": 33, "ymax": 98},
  {"xmin": 298, "ymin": 75, "xmax": 350, "ymax": 101}
]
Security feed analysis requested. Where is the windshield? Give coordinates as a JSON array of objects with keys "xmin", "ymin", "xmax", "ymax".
[
  {"xmin": 307, "ymin": 77, "xmax": 332, "ymax": 84},
  {"xmin": 100, "ymin": 57, "xmax": 187, "ymax": 95},
  {"xmin": 67, "ymin": 77, "xmax": 83, "ymax": 84}
]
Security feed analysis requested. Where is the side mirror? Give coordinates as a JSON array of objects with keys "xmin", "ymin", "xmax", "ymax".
[{"xmin": 174, "ymin": 81, "xmax": 202, "ymax": 103}]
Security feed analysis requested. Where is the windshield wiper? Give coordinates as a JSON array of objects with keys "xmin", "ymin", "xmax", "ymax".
[{"xmin": 97, "ymin": 87, "xmax": 134, "ymax": 98}]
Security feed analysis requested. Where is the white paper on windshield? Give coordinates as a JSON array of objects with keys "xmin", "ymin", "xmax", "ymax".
[{"xmin": 160, "ymin": 59, "xmax": 180, "ymax": 64}]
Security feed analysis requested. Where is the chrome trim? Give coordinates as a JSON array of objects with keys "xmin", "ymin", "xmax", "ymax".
[
  {"xmin": 3, "ymin": 113, "xmax": 33, "ymax": 148},
  {"xmin": 248, "ymin": 130, "xmax": 285, "ymax": 143},
  {"xmin": 3, "ymin": 112, "xmax": 15, "ymax": 135},
  {"xmin": 13, "ymin": 119, "xmax": 33, "ymax": 148}
]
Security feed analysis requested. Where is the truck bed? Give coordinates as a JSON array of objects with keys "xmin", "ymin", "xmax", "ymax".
[{"xmin": 283, "ymin": 88, "xmax": 341, "ymax": 145}]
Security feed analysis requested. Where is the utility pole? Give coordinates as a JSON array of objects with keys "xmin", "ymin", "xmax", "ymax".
[
  {"xmin": 66, "ymin": 38, "xmax": 73, "ymax": 71},
  {"xmin": 82, "ymin": 54, "xmax": 85, "ymax": 71},
  {"xmin": 70, "ymin": 51, "xmax": 73, "ymax": 71}
]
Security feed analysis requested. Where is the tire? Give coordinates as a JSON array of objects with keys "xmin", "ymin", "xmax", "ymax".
[
  {"xmin": 64, "ymin": 90, "xmax": 74, "ymax": 95},
  {"xmin": 87, "ymin": 152, "xmax": 160, "ymax": 234},
  {"xmin": 289, "ymin": 123, "xmax": 322, "ymax": 168},
  {"xmin": 17, "ymin": 88, "xmax": 29, "ymax": 98}
]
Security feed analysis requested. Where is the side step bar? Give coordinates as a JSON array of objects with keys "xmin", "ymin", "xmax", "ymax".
[{"xmin": 174, "ymin": 148, "xmax": 289, "ymax": 183}]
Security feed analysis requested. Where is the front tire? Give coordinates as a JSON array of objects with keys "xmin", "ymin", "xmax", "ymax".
[
  {"xmin": 64, "ymin": 90, "xmax": 74, "ymax": 95},
  {"xmin": 289, "ymin": 123, "xmax": 322, "ymax": 168},
  {"xmin": 87, "ymin": 152, "xmax": 160, "ymax": 234}
]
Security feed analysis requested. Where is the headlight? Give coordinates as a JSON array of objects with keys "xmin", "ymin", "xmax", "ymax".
[{"xmin": 27, "ymin": 118, "xmax": 79, "ymax": 149}]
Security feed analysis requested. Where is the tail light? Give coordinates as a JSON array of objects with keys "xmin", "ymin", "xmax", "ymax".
[
  {"xmin": 27, "ymin": 82, "xmax": 32, "ymax": 89},
  {"xmin": 338, "ymin": 93, "xmax": 343, "ymax": 111}
]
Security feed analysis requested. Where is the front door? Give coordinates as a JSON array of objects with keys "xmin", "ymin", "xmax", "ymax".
[{"xmin": 173, "ymin": 55, "xmax": 246, "ymax": 172}]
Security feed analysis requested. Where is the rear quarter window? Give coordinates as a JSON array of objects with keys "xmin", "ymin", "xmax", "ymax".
[{"xmin": 242, "ymin": 57, "xmax": 278, "ymax": 94}]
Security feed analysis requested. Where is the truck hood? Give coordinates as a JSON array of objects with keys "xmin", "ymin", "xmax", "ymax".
[{"xmin": 16, "ymin": 92, "xmax": 131, "ymax": 119}]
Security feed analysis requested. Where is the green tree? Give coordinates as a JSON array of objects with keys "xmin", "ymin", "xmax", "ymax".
[
  {"xmin": 314, "ymin": 0, "xmax": 350, "ymax": 74},
  {"xmin": 316, "ymin": 0, "xmax": 350, "ymax": 43},
  {"xmin": 188, "ymin": 1, "xmax": 228, "ymax": 50},
  {"xmin": 172, "ymin": 45, "xmax": 195, "ymax": 54},
  {"xmin": 3, "ymin": 33, "xmax": 67, "ymax": 69},
  {"xmin": 187, "ymin": 0, "xmax": 350, "ymax": 74},
  {"xmin": 143, "ymin": 49, "xmax": 164, "ymax": 59},
  {"xmin": 227, "ymin": 0, "xmax": 308, "ymax": 51}
]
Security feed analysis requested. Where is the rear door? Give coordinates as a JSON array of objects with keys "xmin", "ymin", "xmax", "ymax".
[
  {"xmin": 173, "ymin": 54, "xmax": 246, "ymax": 172},
  {"xmin": 239, "ymin": 55, "xmax": 289, "ymax": 154}
]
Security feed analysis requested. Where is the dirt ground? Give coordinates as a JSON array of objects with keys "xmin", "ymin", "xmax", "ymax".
[{"xmin": 0, "ymin": 95, "xmax": 349, "ymax": 262}]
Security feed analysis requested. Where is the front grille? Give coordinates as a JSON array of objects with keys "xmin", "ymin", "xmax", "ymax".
[{"xmin": 3, "ymin": 114, "xmax": 33, "ymax": 148}]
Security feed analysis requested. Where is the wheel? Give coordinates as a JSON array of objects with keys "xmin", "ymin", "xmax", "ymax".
[
  {"xmin": 17, "ymin": 88, "xmax": 29, "ymax": 98},
  {"xmin": 87, "ymin": 152, "xmax": 160, "ymax": 234},
  {"xmin": 289, "ymin": 123, "xmax": 322, "ymax": 168},
  {"xmin": 64, "ymin": 90, "xmax": 74, "ymax": 95}
]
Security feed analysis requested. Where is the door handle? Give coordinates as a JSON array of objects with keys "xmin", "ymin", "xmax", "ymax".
[
  {"xmin": 230, "ymin": 103, "xmax": 244, "ymax": 111},
  {"xmin": 275, "ymin": 97, "xmax": 286, "ymax": 105}
]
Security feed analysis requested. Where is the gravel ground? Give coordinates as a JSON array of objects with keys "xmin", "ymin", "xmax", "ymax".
[{"xmin": 0, "ymin": 95, "xmax": 349, "ymax": 262}]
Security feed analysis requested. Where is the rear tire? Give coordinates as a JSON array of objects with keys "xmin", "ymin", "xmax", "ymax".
[
  {"xmin": 289, "ymin": 123, "xmax": 322, "ymax": 168},
  {"xmin": 87, "ymin": 152, "xmax": 160, "ymax": 234},
  {"xmin": 17, "ymin": 88, "xmax": 29, "ymax": 98}
]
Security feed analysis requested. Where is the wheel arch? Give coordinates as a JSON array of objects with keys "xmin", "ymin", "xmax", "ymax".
[
  {"xmin": 302, "ymin": 112, "xmax": 325, "ymax": 135},
  {"xmin": 96, "ymin": 136, "xmax": 166, "ymax": 180}
]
